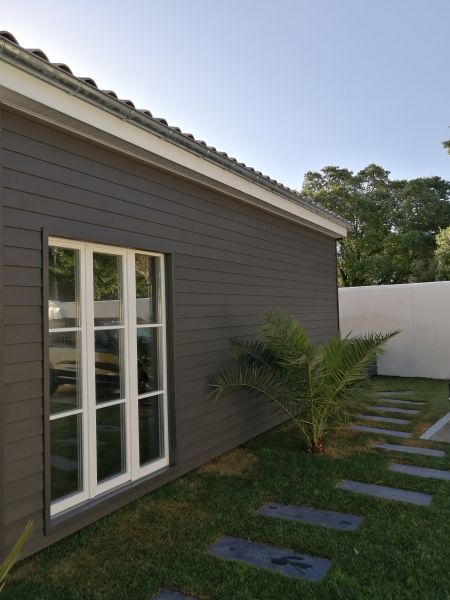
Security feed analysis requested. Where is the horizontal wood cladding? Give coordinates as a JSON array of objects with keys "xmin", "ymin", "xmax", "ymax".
[{"xmin": 1, "ymin": 109, "xmax": 339, "ymax": 557}]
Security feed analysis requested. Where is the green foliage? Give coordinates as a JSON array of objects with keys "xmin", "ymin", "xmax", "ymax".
[
  {"xmin": 211, "ymin": 309, "xmax": 397, "ymax": 452},
  {"xmin": 93, "ymin": 254, "xmax": 120, "ymax": 301},
  {"xmin": 3, "ymin": 378, "xmax": 449, "ymax": 600},
  {"xmin": 302, "ymin": 165, "xmax": 450, "ymax": 286},
  {"xmin": 49, "ymin": 247, "xmax": 78, "ymax": 302},
  {"xmin": 0, "ymin": 522, "xmax": 33, "ymax": 593},
  {"xmin": 443, "ymin": 137, "xmax": 450, "ymax": 154},
  {"xmin": 435, "ymin": 225, "xmax": 450, "ymax": 280}
]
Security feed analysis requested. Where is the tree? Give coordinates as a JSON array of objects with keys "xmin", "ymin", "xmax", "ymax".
[
  {"xmin": 443, "ymin": 137, "xmax": 450, "ymax": 154},
  {"xmin": 435, "ymin": 226, "xmax": 450, "ymax": 280},
  {"xmin": 390, "ymin": 176, "xmax": 450, "ymax": 282},
  {"xmin": 302, "ymin": 165, "xmax": 450, "ymax": 286},
  {"xmin": 211, "ymin": 309, "xmax": 396, "ymax": 453}
]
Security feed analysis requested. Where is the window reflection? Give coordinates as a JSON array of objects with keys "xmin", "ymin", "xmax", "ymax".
[
  {"xmin": 50, "ymin": 414, "xmax": 82, "ymax": 502},
  {"xmin": 93, "ymin": 253, "xmax": 122, "ymax": 326},
  {"xmin": 138, "ymin": 395, "xmax": 162, "ymax": 466},
  {"xmin": 49, "ymin": 331, "xmax": 81, "ymax": 415},
  {"xmin": 48, "ymin": 247, "xmax": 79, "ymax": 328},
  {"xmin": 137, "ymin": 328, "xmax": 159, "ymax": 395},
  {"xmin": 96, "ymin": 404, "xmax": 126, "ymax": 483},
  {"xmin": 136, "ymin": 254, "xmax": 159, "ymax": 324},
  {"xmin": 95, "ymin": 329, "xmax": 123, "ymax": 403}
]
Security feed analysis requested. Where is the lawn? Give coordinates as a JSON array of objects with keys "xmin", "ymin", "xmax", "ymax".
[{"xmin": 6, "ymin": 377, "xmax": 450, "ymax": 600}]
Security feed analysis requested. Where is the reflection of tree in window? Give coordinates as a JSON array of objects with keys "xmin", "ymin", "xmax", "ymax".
[
  {"xmin": 49, "ymin": 247, "xmax": 77, "ymax": 302},
  {"xmin": 135, "ymin": 254, "xmax": 153, "ymax": 297},
  {"xmin": 93, "ymin": 254, "xmax": 120, "ymax": 301},
  {"xmin": 135, "ymin": 255, "xmax": 158, "ymax": 323},
  {"xmin": 137, "ymin": 329, "xmax": 158, "ymax": 394}
]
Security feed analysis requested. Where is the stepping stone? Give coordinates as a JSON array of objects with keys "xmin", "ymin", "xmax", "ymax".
[
  {"xmin": 378, "ymin": 398, "xmax": 424, "ymax": 406},
  {"xmin": 153, "ymin": 593, "xmax": 197, "ymax": 600},
  {"xmin": 208, "ymin": 535, "xmax": 332, "ymax": 582},
  {"xmin": 368, "ymin": 405, "xmax": 419, "ymax": 415},
  {"xmin": 420, "ymin": 411, "xmax": 450, "ymax": 441},
  {"xmin": 357, "ymin": 414, "xmax": 411, "ymax": 425},
  {"xmin": 431, "ymin": 420, "xmax": 450, "ymax": 443},
  {"xmin": 337, "ymin": 480, "xmax": 432, "ymax": 506},
  {"xmin": 257, "ymin": 503, "xmax": 363, "ymax": 531},
  {"xmin": 389, "ymin": 463, "xmax": 450, "ymax": 481},
  {"xmin": 377, "ymin": 390, "xmax": 413, "ymax": 395},
  {"xmin": 350, "ymin": 425, "xmax": 412, "ymax": 439},
  {"xmin": 373, "ymin": 443, "xmax": 446, "ymax": 458}
]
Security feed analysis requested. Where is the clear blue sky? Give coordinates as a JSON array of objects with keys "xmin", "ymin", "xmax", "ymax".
[{"xmin": 3, "ymin": 0, "xmax": 449, "ymax": 188}]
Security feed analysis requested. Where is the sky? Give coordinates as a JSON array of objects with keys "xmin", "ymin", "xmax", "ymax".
[{"xmin": 2, "ymin": 0, "xmax": 449, "ymax": 189}]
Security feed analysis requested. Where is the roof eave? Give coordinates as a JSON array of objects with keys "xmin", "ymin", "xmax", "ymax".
[{"xmin": 0, "ymin": 36, "xmax": 349, "ymax": 237}]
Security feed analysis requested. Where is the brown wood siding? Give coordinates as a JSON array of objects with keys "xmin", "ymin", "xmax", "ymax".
[{"xmin": 0, "ymin": 108, "xmax": 339, "ymax": 556}]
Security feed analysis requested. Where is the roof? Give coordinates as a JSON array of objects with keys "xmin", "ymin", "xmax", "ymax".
[{"xmin": 0, "ymin": 31, "xmax": 348, "ymax": 234}]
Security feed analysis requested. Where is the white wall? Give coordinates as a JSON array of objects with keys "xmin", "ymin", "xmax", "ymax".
[{"xmin": 339, "ymin": 282, "xmax": 450, "ymax": 380}]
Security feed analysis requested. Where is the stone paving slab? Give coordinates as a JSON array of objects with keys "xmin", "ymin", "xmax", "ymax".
[
  {"xmin": 377, "ymin": 390, "xmax": 413, "ymax": 395},
  {"xmin": 377, "ymin": 398, "xmax": 425, "ymax": 406},
  {"xmin": 153, "ymin": 592, "xmax": 197, "ymax": 600},
  {"xmin": 337, "ymin": 480, "xmax": 432, "ymax": 506},
  {"xmin": 421, "ymin": 412, "xmax": 450, "ymax": 442},
  {"xmin": 431, "ymin": 420, "xmax": 450, "ymax": 443},
  {"xmin": 350, "ymin": 424, "xmax": 412, "ymax": 438},
  {"xmin": 357, "ymin": 414, "xmax": 411, "ymax": 425},
  {"xmin": 257, "ymin": 503, "xmax": 363, "ymax": 531},
  {"xmin": 368, "ymin": 405, "xmax": 419, "ymax": 415},
  {"xmin": 373, "ymin": 443, "xmax": 446, "ymax": 458},
  {"xmin": 209, "ymin": 535, "xmax": 332, "ymax": 582},
  {"xmin": 389, "ymin": 463, "xmax": 450, "ymax": 481}
]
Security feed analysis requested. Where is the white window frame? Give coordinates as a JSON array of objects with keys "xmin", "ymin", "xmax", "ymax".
[{"xmin": 49, "ymin": 237, "xmax": 169, "ymax": 517}]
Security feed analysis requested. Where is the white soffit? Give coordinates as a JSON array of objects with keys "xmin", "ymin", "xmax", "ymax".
[{"xmin": 0, "ymin": 60, "xmax": 347, "ymax": 238}]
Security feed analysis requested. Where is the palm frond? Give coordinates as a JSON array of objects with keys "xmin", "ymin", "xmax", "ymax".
[
  {"xmin": 229, "ymin": 337, "xmax": 276, "ymax": 368},
  {"xmin": 210, "ymin": 364, "xmax": 303, "ymax": 422},
  {"xmin": 0, "ymin": 521, "xmax": 33, "ymax": 592},
  {"xmin": 259, "ymin": 308, "xmax": 313, "ymax": 366},
  {"xmin": 323, "ymin": 331, "xmax": 399, "ymax": 398}
]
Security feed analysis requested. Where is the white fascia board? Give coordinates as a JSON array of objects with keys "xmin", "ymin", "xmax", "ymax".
[{"xmin": 0, "ymin": 59, "xmax": 347, "ymax": 238}]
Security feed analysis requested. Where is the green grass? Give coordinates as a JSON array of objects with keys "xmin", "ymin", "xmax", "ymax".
[{"xmin": 6, "ymin": 377, "xmax": 450, "ymax": 600}]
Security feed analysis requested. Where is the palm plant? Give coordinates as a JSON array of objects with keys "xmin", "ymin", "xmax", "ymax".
[
  {"xmin": 211, "ymin": 309, "xmax": 398, "ymax": 453},
  {"xmin": 0, "ymin": 521, "xmax": 33, "ymax": 593}
]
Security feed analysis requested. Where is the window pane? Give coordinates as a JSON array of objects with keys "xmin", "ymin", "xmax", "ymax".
[
  {"xmin": 138, "ymin": 395, "xmax": 163, "ymax": 466},
  {"xmin": 50, "ymin": 414, "xmax": 82, "ymax": 502},
  {"xmin": 48, "ymin": 246, "xmax": 79, "ymax": 328},
  {"xmin": 135, "ymin": 254, "xmax": 160, "ymax": 324},
  {"xmin": 96, "ymin": 404, "xmax": 126, "ymax": 483},
  {"xmin": 137, "ymin": 328, "xmax": 160, "ymax": 395},
  {"xmin": 93, "ymin": 253, "xmax": 122, "ymax": 326},
  {"xmin": 95, "ymin": 329, "xmax": 123, "ymax": 403},
  {"xmin": 49, "ymin": 331, "xmax": 81, "ymax": 415}
]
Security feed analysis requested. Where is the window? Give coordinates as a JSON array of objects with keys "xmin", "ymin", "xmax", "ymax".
[{"xmin": 48, "ymin": 238, "xmax": 169, "ymax": 516}]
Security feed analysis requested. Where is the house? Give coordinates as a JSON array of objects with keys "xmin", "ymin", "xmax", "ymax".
[{"xmin": 0, "ymin": 31, "xmax": 347, "ymax": 557}]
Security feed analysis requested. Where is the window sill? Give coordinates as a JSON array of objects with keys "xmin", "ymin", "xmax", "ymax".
[{"xmin": 46, "ymin": 463, "xmax": 177, "ymax": 536}]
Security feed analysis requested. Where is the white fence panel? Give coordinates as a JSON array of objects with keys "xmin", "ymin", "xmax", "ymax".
[{"xmin": 339, "ymin": 282, "xmax": 450, "ymax": 380}]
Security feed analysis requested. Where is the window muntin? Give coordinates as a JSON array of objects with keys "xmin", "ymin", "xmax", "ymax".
[{"xmin": 48, "ymin": 239, "xmax": 168, "ymax": 516}]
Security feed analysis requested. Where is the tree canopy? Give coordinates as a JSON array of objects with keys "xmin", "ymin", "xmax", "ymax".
[
  {"xmin": 435, "ymin": 225, "xmax": 450, "ymax": 280},
  {"xmin": 443, "ymin": 137, "xmax": 450, "ymax": 154},
  {"xmin": 301, "ymin": 165, "xmax": 450, "ymax": 286}
]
